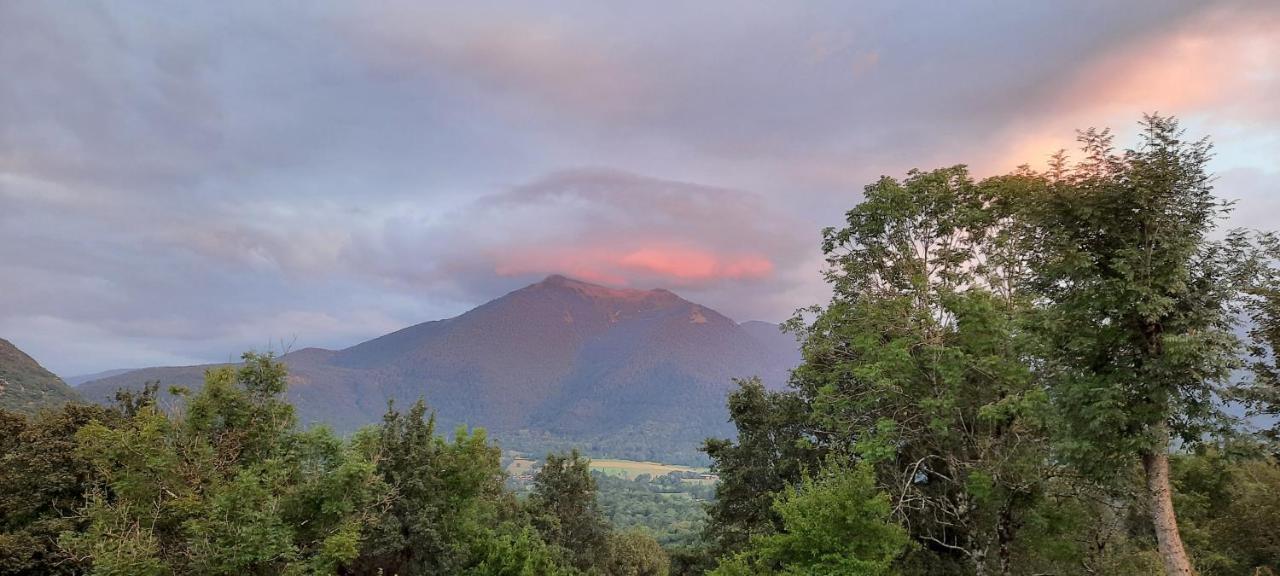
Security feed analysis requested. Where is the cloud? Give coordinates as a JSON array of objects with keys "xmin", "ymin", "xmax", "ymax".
[
  {"xmin": 340, "ymin": 168, "xmax": 809, "ymax": 316},
  {"xmin": 2, "ymin": 0, "xmax": 1278, "ymax": 375},
  {"xmin": 979, "ymin": 2, "xmax": 1280, "ymax": 174}
]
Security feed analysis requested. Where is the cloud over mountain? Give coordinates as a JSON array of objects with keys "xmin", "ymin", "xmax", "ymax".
[{"xmin": 2, "ymin": 1, "xmax": 1277, "ymax": 375}]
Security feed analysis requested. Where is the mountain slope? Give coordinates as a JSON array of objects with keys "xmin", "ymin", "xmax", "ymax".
[
  {"xmin": 64, "ymin": 368, "xmax": 134, "ymax": 387},
  {"xmin": 740, "ymin": 320, "xmax": 802, "ymax": 369},
  {"xmin": 0, "ymin": 338, "xmax": 80, "ymax": 414},
  {"xmin": 78, "ymin": 276, "xmax": 799, "ymax": 458}
]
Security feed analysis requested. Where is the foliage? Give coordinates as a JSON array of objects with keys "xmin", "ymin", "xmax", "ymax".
[
  {"xmin": 605, "ymin": 530, "xmax": 670, "ymax": 576},
  {"xmin": 593, "ymin": 472, "xmax": 711, "ymax": 549},
  {"xmin": 352, "ymin": 399, "xmax": 521, "ymax": 575},
  {"xmin": 60, "ymin": 352, "xmax": 384, "ymax": 575},
  {"xmin": 0, "ymin": 338, "xmax": 80, "ymax": 414},
  {"xmin": 780, "ymin": 164, "xmax": 1054, "ymax": 573},
  {"xmin": 702, "ymin": 379, "xmax": 820, "ymax": 555},
  {"xmin": 529, "ymin": 450, "xmax": 613, "ymax": 573},
  {"xmin": 0, "ymin": 404, "xmax": 122, "ymax": 575},
  {"xmin": 1026, "ymin": 118, "xmax": 1239, "ymax": 470},
  {"xmin": 710, "ymin": 462, "xmax": 911, "ymax": 576},
  {"xmin": 465, "ymin": 524, "xmax": 576, "ymax": 576},
  {"xmin": 1021, "ymin": 116, "xmax": 1277, "ymax": 575},
  {"xmin": 704, "ymin": 115, "xmax": 1280, "ymax": 576},
  {"xmin": 1173, "ymin": 446, "xmax": 1280, "ymax": 575},
  {"xmin": 6, "ymin": 351, "xmax": 702, "ymax": 576},
  {"xmin": 1231, "ymin": 231, "xmax": 1280, "ymax": 443}
]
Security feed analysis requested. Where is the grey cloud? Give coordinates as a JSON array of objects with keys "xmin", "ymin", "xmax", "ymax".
[{"xmin": 2, "ymin": 0, "xmax": 1277, "ymax": 375}]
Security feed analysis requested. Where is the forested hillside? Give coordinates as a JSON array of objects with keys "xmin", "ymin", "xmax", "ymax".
[{"xmin": 0, "ymin": 338, "xmax": 79, "ymax": 414}]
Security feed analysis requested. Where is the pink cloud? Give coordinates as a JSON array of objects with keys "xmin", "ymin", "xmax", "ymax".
[
  {"xmin": 618, "ymin": 247, "xmax": 773, "ymax": 281},
  {"xmin": 493, "ymin": 244, "xmax": 775, "ymax": 288},
  {"xmin": 980, "ymin": 4, "xmax": 1280, "ymax": 174}
]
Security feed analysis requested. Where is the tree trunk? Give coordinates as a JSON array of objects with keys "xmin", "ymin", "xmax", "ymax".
[
  {"xmin": 972, "ymin": 548, "xmax": 989, "ymax": 576},
  {"xmin": 997, "ymin": 503, "xmax": 1014, "ymax": 576},
  {"xmin": 1141, "ymin": 427, "xmax": 1195, "ymax": 576}
]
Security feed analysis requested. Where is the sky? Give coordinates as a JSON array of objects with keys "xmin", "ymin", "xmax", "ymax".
[{"xmin": 2, "ymin": 1, "xmax": 1278, "ymax": 376}]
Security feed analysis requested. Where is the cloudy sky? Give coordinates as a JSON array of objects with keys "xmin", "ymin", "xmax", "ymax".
[{"xmin": 3, "ymin": 1, "xmax": 1278, "ymax": 376}]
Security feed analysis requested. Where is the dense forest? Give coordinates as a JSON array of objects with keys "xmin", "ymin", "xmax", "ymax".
[{"xmin": 2, "ymin": 117, "xmax": 1279, "ymax": 575}]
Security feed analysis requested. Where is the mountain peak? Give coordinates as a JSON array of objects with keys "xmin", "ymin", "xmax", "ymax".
[{"xmin": 532, "ymin": 274, "xmax": 680, "ymax": 304}]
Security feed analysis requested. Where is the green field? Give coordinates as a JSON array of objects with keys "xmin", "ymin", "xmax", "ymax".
[
  {"xmin": 587, "ymin": 458, "xmax": 708, "ymax": 480},
  {"xmin": 506, "ymin": 456, "xmax": 537, "ymax": 477},
  {"xmin": 506, "ymin": 455, "xmax": 714, "ymax": 483}
]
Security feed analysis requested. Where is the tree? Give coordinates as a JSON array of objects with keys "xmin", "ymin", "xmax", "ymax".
[
  {"xmin": 62, "ymin": 352, "xmax": 385, "ymax": 575},
  {"xmin": 1024, "ymin": 116, "xmax": 1248, "ymax": 575},
  {"xmin": 354, "ymin": 400, "xmax": 458, "ymax": 574},
  {"xmin": 605, "ymin": 530, "xmax": 670, "ymax": 576},
  {"xmin": 1173, "ymin": 445, "xmax": 1280, "ymax": 574},
  {"xmin": 704, "ymin": 117, "xmax": 1280, "ymax": 575},
  {"xmin": 787, "ymin": 165, "xmax": 1054, "ymax": 574},
  {"xmin": 0, "ymin": 404, "xmax": 122, "ymax": 575},
  {"xmin": 702, "ymin": 378, "xmax": 820, "ymax": 555},
  {"xmin": 1233, "ymin": 232, "xmax": 1280, "ymax": 444},
  {"xmin": 529, "ymin": 450, "xmax": 611, "ymax": 573},
  {"xmin": 466, "ymin": 524, "xmax": 576, "ymax": 576},
  {"xmin": 710, "ymin": 461, "xmax": 911, "ymax": 576}
]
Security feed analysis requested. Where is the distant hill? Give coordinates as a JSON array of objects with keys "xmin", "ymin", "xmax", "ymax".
[
  {"xmin": 64, "ymin": 368, "xmax": 134, "ymax": 387},
  {"xmin": 0, "ymin": 338, "xmax": 80, "ymax": 414},
  {"xmin": 739, "ymin": 320, "xmax": 802, "ymax": 367},
  {"xmin": 78, "ymin": 276, "xmax": 800, "ymax": 461}
]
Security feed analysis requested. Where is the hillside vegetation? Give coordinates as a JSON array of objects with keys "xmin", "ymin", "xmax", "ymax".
[{"xmin": 0, "ymin": 338, "xmax": 79, "ymax": 414}]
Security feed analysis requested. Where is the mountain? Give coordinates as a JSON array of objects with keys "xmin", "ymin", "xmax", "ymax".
[
  {"xmin": 739, "ymin": 320, "xmax": 802, "ymax": 368},
  {"xmin": 0, "ymin": 338, "xmax": 80, "ymax": 414},
  {"xmin": 64, "ymin": 368, "xmax": 134, "ymax": 387},
  {"xmin": 78, "ymin": 276, "xmax": 800, "ymax": 461}
]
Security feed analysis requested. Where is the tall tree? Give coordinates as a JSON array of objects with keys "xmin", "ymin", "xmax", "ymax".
[
  {"xmin": 787, "ymin": 165, "xmax": 1054, "ymax": 574},
  {"xmin": 1024, "ymin": 115, "xmax": 1243, "ymax": 575},
  {"xmin": 529, "ymin": 450, "xmax": 611, "ymax": 573},
  {"xmin": 702, "ymin": 378, "xmax": 820, "ymax": 555},
  {"xmin": 354, "ymin": 399, "xmax": 456, "ymax": 574}
]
